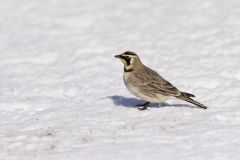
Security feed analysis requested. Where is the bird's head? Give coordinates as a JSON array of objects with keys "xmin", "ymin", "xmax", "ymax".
[{"xmin": 115, "ymin": 51, "xmax": 142, "ymax": 72}]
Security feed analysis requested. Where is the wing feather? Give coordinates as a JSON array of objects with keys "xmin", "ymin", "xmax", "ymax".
[{"xmin": 129, "ymin": 66, "xmax": 181, "ymax": 97}]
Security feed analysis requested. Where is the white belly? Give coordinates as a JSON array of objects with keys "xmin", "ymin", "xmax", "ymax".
[{"xmin": 123, "ymin": 73, "xmax": 169, "ymax": 103}]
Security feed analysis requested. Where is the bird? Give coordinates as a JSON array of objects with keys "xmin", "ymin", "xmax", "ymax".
[{"xmin": 114, "ymin": 51, "xmax": 208, "ymax": 111}]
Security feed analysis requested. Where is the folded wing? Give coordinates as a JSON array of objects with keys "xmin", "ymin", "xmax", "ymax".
[{"xmin": 129, "ymin": 66, "xmax": 181, "ymax": 97}]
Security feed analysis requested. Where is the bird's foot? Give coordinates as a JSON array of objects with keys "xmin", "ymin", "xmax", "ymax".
[
  {"xmin": 136, "ymin": 102, "xmax": 150, "ymax": 111},
  {"xmin": 138, "ymin": 106, "xmax": 148, "ymax": 111}
]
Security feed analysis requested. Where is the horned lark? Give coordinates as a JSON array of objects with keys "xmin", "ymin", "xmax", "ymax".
[{"xmin": 115, "ymin": 51, "xmax": 208, "ymax": 110}]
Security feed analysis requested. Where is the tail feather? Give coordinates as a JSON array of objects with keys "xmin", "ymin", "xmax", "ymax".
[
  {"xmin": 181, "ymin": 92, "xmax": 195, "ymax": 97},
  {"xmin": 178, "ymin": 92, "xmax": 207, "ymax": 109}
]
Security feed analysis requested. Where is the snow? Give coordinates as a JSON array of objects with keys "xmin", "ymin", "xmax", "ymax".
[{"xmin": 0, "ymin": 0, "xmax": 240, "ymax": 159}]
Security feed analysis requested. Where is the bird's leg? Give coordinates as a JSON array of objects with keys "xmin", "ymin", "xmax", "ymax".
[
  {"xmin": 136, "ymin": 102, "xmax": 150, "ymax": 107},
  {"xmin": 136, "ymin": 102, "xmax": 150, "ymax": 111}
]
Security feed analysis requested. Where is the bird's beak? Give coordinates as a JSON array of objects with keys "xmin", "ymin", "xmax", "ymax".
[{"xmin": 114, "ymin": 55, "xmax": 122, "ymax": 59}]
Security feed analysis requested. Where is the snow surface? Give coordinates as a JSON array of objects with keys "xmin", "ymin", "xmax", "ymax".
[{"xmin": 0, "ymin": 0, "xmax": 240, "ymax": 160}]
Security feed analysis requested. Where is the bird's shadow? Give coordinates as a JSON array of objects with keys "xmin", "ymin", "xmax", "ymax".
[{"xmin": 107, "ymin": 95, "xmax": 195, "ymax": 109}]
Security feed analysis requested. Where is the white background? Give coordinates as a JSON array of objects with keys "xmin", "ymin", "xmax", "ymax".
[{"xmin": 0, "ymin": 0, "xmax": 240, "ymax": 159}]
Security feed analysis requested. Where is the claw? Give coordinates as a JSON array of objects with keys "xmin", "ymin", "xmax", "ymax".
[
  {"xmin": 136, "ymin": 102, "xmax": 150, "ymax": 111},
  {"xmin": 138, "ymin": 106, "xmax": 148, "ymax": 111}
]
